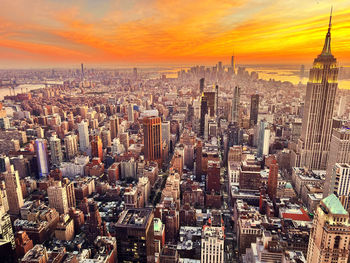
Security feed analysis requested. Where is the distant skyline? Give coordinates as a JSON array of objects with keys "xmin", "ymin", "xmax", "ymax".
[{"xmin": 0, "ymin": 0, "xmax": 350, "ymax": 68}]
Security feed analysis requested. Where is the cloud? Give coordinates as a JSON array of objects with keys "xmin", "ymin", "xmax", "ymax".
[{"xmin": 0, "ymin": 0, "xmax": 349, "ymax": 66}]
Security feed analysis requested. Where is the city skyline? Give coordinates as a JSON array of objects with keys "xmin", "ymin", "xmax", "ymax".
[{"xmin": 0, "ymin": 1, "xmax": 350, "ymax": 67}]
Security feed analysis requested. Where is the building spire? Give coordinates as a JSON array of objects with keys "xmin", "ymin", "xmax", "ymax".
[{"xmin": 321, "ymin": 7, "xmax": 333, "ymax": 55}]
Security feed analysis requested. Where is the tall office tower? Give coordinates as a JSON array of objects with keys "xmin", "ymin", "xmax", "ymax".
[
  {"xmin": 47, "ymin": 181, "xmax": 68, "ymax": 214},
  {"xmin": 81, "ymin": 63, "xmax": 84, "ymax": 80},
  {"xmin": 231, "ymin": 54, "xmax": 235, "ymax": 73},
  {"xmin": 324, "ymin": 128, "xmax": 350, "ymax": 197},
  {"xmin": 3, "ymin": 165, "xmax": 23, "ymax": 215},
  {"xmin": 161, "ymin": 121, "xmax": 170, "ymax": 147},
  {"xmin": 110, "ymin": 116, "xmax": 119, "ymax": 140},
  {"xmin": 128, "ymin": 104, "xmax": 134, "ymax": 123},
  {"xmin": 78, "ymin": 121, "xmax": 89, "ymax": 153},
  {"xmin": 267, "ymin": 160, "xmax": 278, "ymax": 200},
  {"xmin": 337, "ymin": 96, "xmax": 347, "ymax": 117},
  {"xmin": 203, "ymin": 90, "xmax": 216, "ymax": 117},
  {"xmin": 200, "ymin": 94, "xmax": 208, "ymax": 137},
  {"xmin": 204, "ymin": 114, "xmax": 209, "ymax": 141},
  {"xmin": 143, "ymin": 116, "xmax": 162, "ymax": 167},
  {"xmin": 257, "ymin": 120, "xmax": 270, "ymax": 158},
  {"xmin": 91, "ymin": 135, "xmax": 103, "ymax": 161},
  {"xmin": 296, "ymin": 12, "xmax": 338, "ymax": 170},
  {"xmin": 0, "ymin": 181, "xmax": 9, "ymax": 213},
  {"xmin": 0, "ymin": 155, "xmax": 10, "ymax": 172},
  {"xmin": 307, "ymin": 194, "xmax": 350, "ymax": 263},
  {"xmin": 217, "ymin": 61, "xmax": 223, "ymax": 72},
  {"xmin": 0, "ymin": 212, "xmax": 15, "ymax": 249},
  {"xmin": 249, "ymin": 94, "xmax": 259, "ymax": 127},
  {"xmin": 133, "ymin": 67, "xmax": 138, "ymax": 80},
  {"xmin": 187, "ymin": 103, "xmax": 194, "ymax": 122},
  {"xmin": 49, "ymin": 135, "xmax": 63, "ymax": 166},
  {"xmin": 231, "ymin": 86, "xmax": 240, "ymax": 124},
  {"xmin": 195, "ymin": 140, "xmax": 203, "ymax": 181},
  {"xmin": 328, "ymin": 163, "xmax": 350, "ymax": 210},
  {"xmin": 215, "ymin": 85, "xmax": 219, "ymax": 117},
  {"xmin": 101, "ymin": 129, "xmax": 111, "ymax": 148},
  {"xmin": 116, "ymin": 209, "xmax": 154, "ymax": 263},
  {"xmin": 201, "ymin": 226, "xmax": 224, "ymax": 263},
  {"xmin": 64, "ymin": 134, "xmax": 78, "ymax": 160},
  {"xmin": 34, "ymin": 139, "xmax": 49, "ymax": 178},
  {"xmin": 199, "ymin": 78, "xmax": 205, "ymax": 94},
  {"xmin": 227, "ymin": 123, "xmax": 243, "ymax": 147}
]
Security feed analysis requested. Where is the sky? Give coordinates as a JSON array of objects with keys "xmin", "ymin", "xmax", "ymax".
[{"xmin": 0, "ymin": 0, "xmax": 349, "ymax": 68}]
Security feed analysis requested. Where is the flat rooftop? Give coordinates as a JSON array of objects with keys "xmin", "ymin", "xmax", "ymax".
[{"xmin": 116, "ymin": 208, "xmax": 153, "ymax": 228}]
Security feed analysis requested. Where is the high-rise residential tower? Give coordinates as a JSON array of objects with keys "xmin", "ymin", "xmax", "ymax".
[
  {"xmin": 143, "ymin": 116, "xmax": 162, "ymax": 167},
  {"xmin": 64, "ymin": 134, "xmax": 78, "ymax": 161},
  {"xmin": 78, "ymin": 121, "xmax": 89, "ymax": 153},
  {"xmin": 91, "ymin": 135, "xmax": 103, "ymax": 161},
  {"xmin": 47, "ymin": 181, "xmax": 69, "ymax": 214},
  {"xmin": 294, "ymin": 12, "xmax": 338, "ymax": 170},
  {"xmin": 50, "ymin": 135, "xmax": 63, "ymax": 166}
]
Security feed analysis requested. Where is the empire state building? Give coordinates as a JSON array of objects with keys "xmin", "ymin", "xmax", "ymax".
[{"xmin": 292, "ymin": 10, "xmax": 338, "ymax": 170}]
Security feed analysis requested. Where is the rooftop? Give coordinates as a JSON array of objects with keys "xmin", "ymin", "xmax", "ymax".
[
  {"xmin": 116, "ymin": 208, "xmax": 153, "ymax": 228},
  {"xmin": 322, "ymin": 194, "xmax": 348, "ymax": 215}
]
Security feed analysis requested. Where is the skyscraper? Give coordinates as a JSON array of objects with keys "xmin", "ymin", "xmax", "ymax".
[
  {"xmin": 267, "ymin": 160, "xmax": 278, "ymax": 200},
  {"xmin": 231, "ymin": 86, "xmax": 240, "ymax": 124},
  {"xmin": 110, "ymin": 116, "xmax": 119, "ymax": 140},
  {"xmin": 161, "ymin": 121, "xmax": 170, "ymax": 148},
  {"xmin": 143, "ymin": 116, "xmax": 162, "ymax": 167},
  {"xmin": 47, "ymin": 181, "xmax": 69, "ymax": 214},
  {"xmin": 64, "ymin": 134, "xmax": 78, "ymax": 161},
  {"xmin": 249, "ymin": 94, "xmax": 259, "ymax": 127},
  {"xmin": 128, "ymin": 103, "xmax": 134, "ymax": 123},
  {"xmin": 91, "ymin": 135, "xmax": 103, "ymax": 161},
  {"xmin": 3, "ymin": 165, "xmax": 23, "ymax": 215},
  {"xmin": 306, "ymin": 194, "xmax": 350, "ymax": 263},
  {"xmin": 200, "ymin": 94, "xmax": 208, "ymax": 137},
  {"xmin": 296, "ymin": 12, "xmax": 338, "ymax": 170},
  {"xmin": 203, "ymin": 90, "xmax": 216, "ymax": 118},
  {"xmin": 101, "ymin": 129, "xmax": 112, "ymax": 148},
  {"xmin": 199, "ymin": 78, "xmax": 205, "ymax": 94},
  {"xmin": 78, "ymin": 121, "xmax": 89, "ymax": 153},
  {"xmin": 116, "ymin": 208, "xmax": 155, "ymax": 263},
  {"xmin": 323, "ymin": 128, "xmax": 350, "ymax": 197},
  {"xmin": 0, "ymin": 212, "xmax": 15, "ymax": 248},
  {"xmin": 257, "ymin": 120, "xmax": 270, "ymax": 158},
  {"xmin": 50, "ymin": 135, "xmax": 63, "ymax": 166},
  {"xmin": 34, "ymin": 139, "xmax": 49, "ymax": 178}
]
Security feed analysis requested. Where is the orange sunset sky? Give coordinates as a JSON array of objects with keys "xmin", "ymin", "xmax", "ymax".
[{"xmin": 0, "ymin": 0, "xmax": 349, "ymax": 68}]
